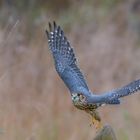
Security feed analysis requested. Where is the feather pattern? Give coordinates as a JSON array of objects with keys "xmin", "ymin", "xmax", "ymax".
[
  {"xmin": 104, "ymin": 79, "xmax": 140, "ymax": 104},
  {"xmin": 46, "ymin": 22, "xmax": 90, "ymax": 94}
]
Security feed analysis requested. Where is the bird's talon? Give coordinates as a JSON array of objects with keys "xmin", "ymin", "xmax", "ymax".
[{"xmin": 92, "ymin": 117, "xmax": 102, "ymax": 130}]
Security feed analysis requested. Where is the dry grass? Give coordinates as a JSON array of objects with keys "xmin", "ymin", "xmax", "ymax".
[{"xmin": 0, "ymin": 3, "xmax": 140, "ymax": 140}]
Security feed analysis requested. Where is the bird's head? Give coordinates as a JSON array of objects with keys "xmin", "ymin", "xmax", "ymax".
[
  {"xmin": 71, "ymin": 93, "xmax": 86, "ymax": 103},
  {"xmin": 72, "ymin": 93, "xmax": 79, "ymax": 102}
]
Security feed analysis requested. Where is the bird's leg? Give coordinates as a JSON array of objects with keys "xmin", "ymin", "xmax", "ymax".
[
  {"xmin": 92, "ymin": 116, "xmax": 102, "ymax": 130},
  {"xmin": 91, "ymin": 110, "xmax": 102, "ymax": 130}
]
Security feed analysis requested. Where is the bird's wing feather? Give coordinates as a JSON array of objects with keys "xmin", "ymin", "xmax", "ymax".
[
  {"xmin": 106, "ymin": 79, "xmax": 140, "ymax": 100},
  {"xmin": 88, "ymin": 79, "xmax": 140, "ymax": 105},
  {"xmin": 46, "ymin": 22, "xmax": 90, "ymax": 94}
]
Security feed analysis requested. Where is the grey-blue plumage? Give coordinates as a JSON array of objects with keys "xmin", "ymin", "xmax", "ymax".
[
  {"xmin": 46, "ymin": 22, "xmax": 90, "ymax": 96},
  {"xmin": 46, "ymin": 22, "xmax": 140, "ymax": 109}
]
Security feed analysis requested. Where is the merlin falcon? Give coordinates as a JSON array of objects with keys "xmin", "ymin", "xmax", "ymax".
[{"xmin": 46, "ymin": 22, "xmax": 140, "ymax": 129}]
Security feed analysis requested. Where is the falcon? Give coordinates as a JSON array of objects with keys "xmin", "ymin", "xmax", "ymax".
[{"xmin": 46, "ymin": 22, "xmax": 140, "ymax": 129}]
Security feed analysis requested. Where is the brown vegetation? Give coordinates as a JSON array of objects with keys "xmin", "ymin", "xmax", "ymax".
[{"xmin": 0, "ymin": 1, "xmax": 140, "ymax": 140}]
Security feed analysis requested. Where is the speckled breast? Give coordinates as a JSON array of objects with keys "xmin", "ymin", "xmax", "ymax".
[{"xmin": 72, "ymin": 100, "xmax": 98, "ymax": 110}]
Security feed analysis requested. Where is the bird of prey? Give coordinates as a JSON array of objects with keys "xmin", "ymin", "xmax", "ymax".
[{"xmin": 46, "ymin": 22, "xmax": 140, "ymax": 129}]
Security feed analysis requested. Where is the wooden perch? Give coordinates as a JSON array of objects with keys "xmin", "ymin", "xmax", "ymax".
[{"xmin": 94, "ymin": 125, "xmax": 117, "ymax": 140}]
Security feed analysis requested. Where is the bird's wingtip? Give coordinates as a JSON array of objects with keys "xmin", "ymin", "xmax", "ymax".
[{"xmin": 45, "ymin": 30, "xmax": 49, "ymax": 38}]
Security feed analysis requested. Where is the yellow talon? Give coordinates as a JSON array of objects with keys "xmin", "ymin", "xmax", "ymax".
[
  {"xmin": 92, "ymin": 117, "xmax": 102, "ymax": 130},
  {"xmin": 86, "ymin": 109, "xmax": 102, "ymax": 130}
]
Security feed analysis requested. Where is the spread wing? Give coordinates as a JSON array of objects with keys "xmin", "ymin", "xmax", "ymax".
[
  {"xmin": 105, "ymin": 79, "xmax": 140, "ymax": 104},
  {"xmin": 89, "ymin": 79, "xmax": 140, "ymax": 105},
  {"xmin": 46, "ymin": 22, "xmax": 90, "ymax": 95}
]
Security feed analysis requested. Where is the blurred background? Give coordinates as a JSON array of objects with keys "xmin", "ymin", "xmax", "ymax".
[{"xmin": 0, "ymin": 0, "xmax": 140, "ymax": 140}]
